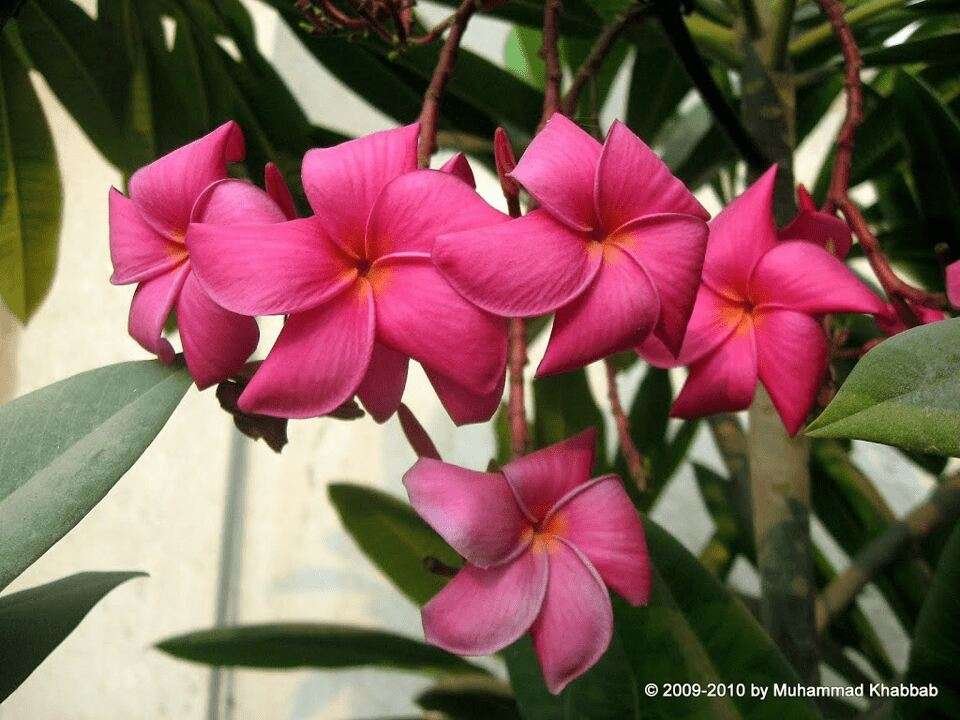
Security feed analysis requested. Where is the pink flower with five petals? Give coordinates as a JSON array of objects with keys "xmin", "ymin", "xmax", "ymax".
[
  {"xmin": 640, "ymin": 166, "xmax": 886, "ymax": 435},
  {"xmin": 433, "ymin": 114, "xmax": 710, "ymax": 375},
  {"xmin": 188, "ymin": 124, "xmax": 509, "ymax": 423},
  {"xmin": 109, "ymin": 122, "xmax": 293, "ymax": 388},
  {"xmin": 403, "ymin": 429, "xmax": 651, "ymax": 694}
]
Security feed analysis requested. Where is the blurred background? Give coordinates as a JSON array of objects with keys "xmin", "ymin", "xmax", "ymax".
[{"xmin": 0, "ymin": 0, "xmax": 939, "ymax": 717}]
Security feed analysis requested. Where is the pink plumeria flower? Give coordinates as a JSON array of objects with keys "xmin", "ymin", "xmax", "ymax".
[
  {"xmin": 403, "ymin": 429, "xmax": 651, "ymax": 694},
  {"xmin": 779, "ymin": 184, "xmax": 852, "ymax": 259},
  {"xmin": 640, "ymin": 167, "xmax": 886, "ymax": 436},
  {"xmin": 109, "ymin": 122, "xmax": 292, "ymax": 388},
  {"xmin": 433, "ymin": 114, "xmax": 710, "ymax": 375},
  {"xmin": 188, "ymin": 124, "xmax": 509, "ymax": 423},
  {"xmin": 876, "ymin": 301, "xmax": 946, "ymax": 336},
  {"xmin": 946, "ymin": 260, "xmax": 960, "ymax": 309}
]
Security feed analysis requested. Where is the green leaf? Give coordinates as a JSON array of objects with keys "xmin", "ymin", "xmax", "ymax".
[
  {"xmin": 416, "ymin": 676, "xmax": 521, "ymax": 720},
  {"xmin": 504, "ymin": 26, "xmax": 545, "ymax": 90},
  {"xmin": 0, "ymin": 571, "xmax": 144, "ymax": 701},
  {"xmin": 0, "ymin": 32, "xmax": 60, "ymax": 322},
  {"xmin": 156, "ymin": 623, "xmax": 485, "ymax": 676},
  {"xmin": 861, "ymin": 31, "xmax": 960, "ymax": 67},
  {"xmin": 532, "ymin": 369, "xmax": 605, "ymax": 467},
  {"xmin": 806, "ymin": 318, "xmax": 960, "ymax": 455},
  {"xmin": 625, "ymin": 25, "xmax": 691, "ymax": 143},
  {"xmin": 0, "ymin": 360, "xmax": 192, "ymax": 590},
  {"xmin": 327, "ymin": 482, "xmax": 460, "ymax": 606},
  {"xmin": 896, "ymin": 522, "xmax": 960, "ymax": 718}
]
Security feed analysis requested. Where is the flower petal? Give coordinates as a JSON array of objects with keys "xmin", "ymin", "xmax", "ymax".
[
  {"xmin": 530, "ymin": 541, "xmax": 613, "ymax": 694},
  {"xmin": 188, "ymin": 216, "xmax": 356, "ymax": 316},
  {"xmin": 778, "ymin": 203, "xmax": 852, "ymax": 259},
  {"xmin": 671, "ymin": 323, "xmax": 758, "ymax": 419},
  {"xmin": 611, "ymin": 213, "xmax": 709, "ymax": 355},
  {"xmin": 947, "ymin": 260, "xmax": 960, "ymax": 308},
  {"xmin": 509, "ymin": 114, "xmax": 601, "ymax": 232},
  {"xmin": 128, "ymin": 121, "xmax": 243, "ymax": 239},
  {"xmin": 595, "ymin": 121, "xmax": 708, "ymax": 231},
  {"xmin": 356, "ymin": 342, "xmax": 408, "ymax": 423},
  {"xmin": 555, "ymin": 475, "xmax": 651, "ymax": 606},
  {"xmin": 538, "ymin": 245, "xmax": 659, "ymax": 376},
  {"xmin": 191, "ymin": 178, "xmax": 287, "ymax": 225},
  {"xmin": 439, "ymin": 152, "xmax": 476, "ymax": 188},
  {"xmin": 127, "ymin": 264, "xmax": 190, "ymax": 364},
  {"xmin": 239, "ymin": 285, "xmax": 374, "ymax": 419},
  {"xmin": 109, "ymin": 188, "xmax": 186, "ymax": 284},
  {"xmin": 501, "ymin": 429, "xmax": 597, "ymax": 521},
  {"xmin": 374, "ymin": 257, "xmax": 507, "ymax": 396},
  {"xmin": 366, "ymin": 170, "xmax": 507, "ymax": 258},
  {"xmin": 422, "ymin": 550, "xmax": 549, "ymax": 655},
  {"xmin": 177, "ymin": 272, "xmax": 258, "ymax": 389},
  {"xmin": 703, "ymin": 165, "xmax": 778, "ymax": 297},
  {"xmin": 754, "ymin": 308, "xmax": 828, "ymax": 436},
  {"xmin": 426, "ymin": 369, "xmax": 504, "ymax": 426},
  {"xmin": 301, "ymin": 123, "xmax": 419, "ymax": 249},
  {"xmin": 264, "ymin": 162, "xmax": 298, "ymax": 219},
  {"xmin": 434, "ymin": 210, "xmax": 601, "ymax": 318},
  {"xmin": 403, "ymin": 457, "xmax": 527, "ymax": 567},
  {"xmin": 751, "ymin": 240, "xmax": 886, "ymax": 316}
]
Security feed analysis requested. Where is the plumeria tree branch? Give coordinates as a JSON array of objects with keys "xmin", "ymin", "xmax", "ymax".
[
  {"xmin": 816, "ymin": 470, "xmax": 960, "ymax": 632},
  {"xmin": 561, "ymin": 3, "xmax": 649, "ymax": 116},
  {"xmin": 604, "ymin": 358, "xmax": 647, "ymax": 491},
  {"xmin": 417, "ymin": 0, "xmax": 478, "ymax": 167},
  {"xmin": 539, "ymin": 0, "xmax": 563, "ymax": 126},
  {"xmin": 815, "ymin": 0, "xmax": 948, "ymax": 325}
]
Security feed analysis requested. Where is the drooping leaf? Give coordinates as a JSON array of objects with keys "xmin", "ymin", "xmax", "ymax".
[
  {"xmin": 860, "ymin": 31, "xmax": 960, "ymax": 67},
  {"xmin": 157, "ymin": 623, "xmax": 487, "ymax": 676},
  {"xmin": 806, "ymin": 318, "xmax": 960, "ymax": 455},
  {"xmin": 504, "ymin": 26, "xmax": 545, "ymax": 90},
  {"xmin": 532, "ymin": 369, "xmax": 607, "ymax": 468},
  {"xmin": 0, "ymin": 571, "xmax": 145, "ymax": 701},
  {"xmin": 0, "ymin": 360, "xmax": 192, "ymax": 590},
  {"xmin": 896, "ymin": 522, "xmax": 960, "ymax": 718},
  {"xmin": 625, "ymin": 24, "xmax": 691, "ymax": 143},
  {"xmin": 416, "ymin": 676, "xmax": 521, "ymax": 720},
  {"xmin": 327, "ymin": 482, "xmax": 460, "ymax": 606},
  {"xmin": 0, "ymin": 32, "xmax": 60, "ymax": 322}
]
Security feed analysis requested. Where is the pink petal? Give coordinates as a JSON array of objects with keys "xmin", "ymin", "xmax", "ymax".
[
  {"xmin": 595, "ymin": 121, "xmax": 708, "ymax": 232},
  {"xmin": 177, "ymin": 272, "xmax": 258, "ymax": 389},
  {"xmin": 109, "ymin": 188, "xmax": 186, "ymax": 285},
  {"xmin": 530, "ymin": 541, "xmax": 613, "ymax": 694},
  {"xmin": 947, "ymin": 260, "xmax": 960, "ymax": 308},
  {"xmin": 264, "ymin": 162, "xmax": 298, "ymax": 219},
  {"xmin": 611, "ymin": 213, "xmax": 709, "ymax": 354},
  {"xmin": 128, "ymin": 121, "xmax": 243, "ymax": 239},
  {"xmin": 373, "ymin": 257, "xmax": 507, "ymax": 396},
  {"xmin": 703, "ymin": 165, "xmax": 779, "ymax": 297},
  {"xmin": 438, "ymin": 152, "xmax": 476, "ymax": 188},
  {"xmin": 356, "ymin": 342, "xmax": 408, "ymax": 423},
  {"xmin": 366, "ymin": 170, "xmax": 507, "ymax": 258},
  {"xmin": 754, "ymin": 308, "xmax": 828, "ymax": 436},
  {"xmin": 191, "ymin": 178, "xmax": 288, "ymax": 225},
  {"xmin": 749, "ymin": 241, "xmax": 885, "ymax": 315},
  {"xmin": 127, "ymin": 264, "xmax": 190, "ymax": 364},
  {"xmin": 434, "ymin": 210, "xmax": 601, "ymax": 317},
  {"xmin": 538, "ymin": 245, "xmax": 659, "ymax": 376},
  {"xmin": 671, "ymin": 323, "xmax": 758, "ymax": 419},
  {"xmin": 427, "ymin": 369, "xmax": 504, "ymax": 426},
  {"xmin": 422, "ymin": 550, "xmax": 549, "ymax": 655},
  {"xmin": 301, "ymin": 123, "xmax": 419, "ymax": 250},
  {"xmin": 778, "ymin": 203, "xmax": 852, "ymax": 259},
  {"xmin": 188, "ymin": 216, "xmax": 356, "ymax": 316},
  {"xmin": 509, "ymin": 114, "xmax": 601, "ymax": 232},
  {"xmin": 634, "ymin": 333, "xmax": 679, "ymax": 369},
  {"xmin": 239, "ymin": 285, "xmax": 374, "ymax": 419},
  {"xmin": 501, "ymin": 428, "xmax": 597, "ymax": 521},
  {"xmin": 554, "ymin": 475, "xmax": 651, "ymax": 606},
  {"xmin": 402, "ymin": 458, "xmax": 528, "ymax": 567}
]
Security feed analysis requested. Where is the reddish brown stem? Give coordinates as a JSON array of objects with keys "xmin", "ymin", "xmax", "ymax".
[
  {"xmin": 416, "ymin": 0, "xmax": 477, "ymax": 167},
  {"xmin": 409, "ymin": 13, "xmax": 457, "ymax": 45},
  {"xmin": 539, "ymin": 0, "xmax": 563, "ymax": 128},
  {"xmin": 508, "ymin": 319, "xmax": 528, "ymax": 457},
  {"xmin": 561, "ymin": 4, "xmax": 646, "ymax": 116},
  {"xmin": 604, "ymin": 358, "xmax": 647, "ymax": 491},
  {"xmin": 816, "ymin": 0, "xmax": 947, "ymax": 326}
]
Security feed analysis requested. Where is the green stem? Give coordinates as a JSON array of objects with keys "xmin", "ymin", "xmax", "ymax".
[
  {"xmin": 789, "ymin": 0, "xmax": 901, "ymax": 56},
  {"xmin": 769, "ymin": 0, "xmax": 797, "ymax": 68},
  {"xmin": 737, "ymin": 0, "xmax": 761, "ymax": 37},
  {"xmin": 685, "ymin": 13, "xmax": 741, "ymax": 67}
]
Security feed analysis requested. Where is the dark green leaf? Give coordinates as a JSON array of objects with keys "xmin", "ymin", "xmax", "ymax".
[
  {"xmin": 861, "ymin": 31, "xmax": 960, "ymax": 67},
  {"xmin": 532, "ymin": 369, "xmax": 606, "ymax": 468},
  {"xmin": 0, "ymin": 571, "xmax": 144, "ymax": 701},
  {"xmin": 0, "ymin": 32, "xmax": 60, "ymax": 322},
  {"xmin": 0, "ymin": 360, "xmax": 192, "ymax": 590},
  {"xmin": 327, "ymin": 482, "xmax": 459, "ymax": 606},
  {"xmin": 807, "ymin": 318, "xmax": 960, "ymax": 455},
  {"xmin": 626, "ymin": 25, "xmax": 691, "ymax": 143},
  {"xmin": 417, "ymin": 676, "xmax": 520, "ymax": 720},
  {"xmin": 157, "ymin": 623, "xmax": 486, "ymax": 676}
]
